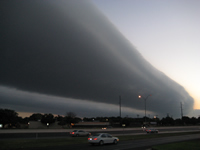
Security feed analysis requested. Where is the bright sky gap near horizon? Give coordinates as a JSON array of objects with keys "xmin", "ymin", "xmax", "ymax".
[
  {"xmin": 1, "ymin": 0, "xmax": 200, "ymax": 118},
  {"xmin": 92, "ymin": 0, "xmax": 200, "ymax": 109}
]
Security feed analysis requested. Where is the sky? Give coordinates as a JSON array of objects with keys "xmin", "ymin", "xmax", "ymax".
[
  {"xmin": 92, "ymin": 0, "xmax": 200, "ymax": 109},
  {"xmin": 0, "ymin": 0, "xmax": 199, "ymax": 119}
]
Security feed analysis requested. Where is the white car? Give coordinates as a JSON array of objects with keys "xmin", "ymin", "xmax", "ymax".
[
  {"xmin": 70, "ymin": 130, "xmax": 91, "ymax": 137},
  {"xmin": 88, "ymin": 133, "xmax": 119, "ymax": 145}
]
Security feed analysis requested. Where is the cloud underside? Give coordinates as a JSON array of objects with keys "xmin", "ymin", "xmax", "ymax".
[{"xmin": 0, "ymin": 0, "xmax": 194, "ymax": 118}]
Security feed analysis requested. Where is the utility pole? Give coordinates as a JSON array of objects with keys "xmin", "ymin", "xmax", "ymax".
[
  {"xmin": 180, "ymin": 102, "xmax": 183, "ymax": 119},
  {"xmin": 119, "ymin": 95, "xmax": 121, "ymax": 127},
  {"xmin": 138, "ymin": 94, "xmax": 151, "ymax": 124},
  {"xmin": 119, "ymin": 96, "xmax": 121, "ymax": 118}
]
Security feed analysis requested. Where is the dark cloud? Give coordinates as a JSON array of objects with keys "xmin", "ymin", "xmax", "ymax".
[{"xmin": 0, "ymin": 0, "xmax": 194, "ymax": 118}]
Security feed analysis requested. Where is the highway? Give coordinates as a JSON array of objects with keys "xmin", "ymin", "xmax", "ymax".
[
  {"xmin": 66, "ymin": 134, "xmax": 200, "ymax": 150},
  {"xmin": 0, "ymin": 126, "xmax": 200, "ymax": 150},
  {"xmin": 0, "ymin": 126, "xmax": 199, "ymax": 139}
]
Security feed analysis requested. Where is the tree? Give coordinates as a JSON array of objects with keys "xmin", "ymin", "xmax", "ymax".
[
  {"xmin": 29, "ymin": 113, "xmax": 43, "ymax": 121},
  {"xmin": 0, "ymin": 109, "xmax": 19, "ymax": 128},
  {"xmin": 57, "ymin": 115, "xmax": 67, "ymax": 127},
  {"xmin": 66, "ymin": 112, "xmax": 76, "ymax": 118},
  {"xmin": 121, "ymin": 118, "xmax": 131, "ymax": 127},
  {"xmin": 190, "ymin": 117, "xmax": 198, "ymax": 125},
  {"xmin": 174, "ymin": 118, "xmax": 183, "ymax": 125},
  {"xmin": 65, "ymin": 112, "xmax": 80, "ymax": 127},
  {"xmin": 41, "ymin": 113, "xmax": 55, "ymax": 126},
  {"xmin": 160, "ymin": 116, "xmax": 174, "ymax": 126}
]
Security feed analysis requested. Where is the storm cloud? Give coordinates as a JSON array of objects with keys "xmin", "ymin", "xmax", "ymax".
[{"xmin": 0, "ymin": 0, "xmax": 194, "ymax": 118}]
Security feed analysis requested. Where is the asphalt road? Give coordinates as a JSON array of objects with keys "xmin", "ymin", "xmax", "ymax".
[
  {"xmin": 20, "ymin": 133, "xmax": 200, "ymax": 150},
  {"xmin": 0, "ymin": 126, "xmax": 200, "ymax": 150},
  {"xmin": 65, "ymin": 134, "xmax": 200, "ymax": 150},
  {"xmin": 0, "ymin": 126, "xmax": 199, "ymax": 139}
]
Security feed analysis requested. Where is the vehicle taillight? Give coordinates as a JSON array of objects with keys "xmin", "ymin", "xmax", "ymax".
[
  {"xmin": 94, "ymin": 138, "xmax": 97, "ymax": 140},
  {"xmin": 71, "ymin": 132, "xmax": 74, "ymax": 134}
]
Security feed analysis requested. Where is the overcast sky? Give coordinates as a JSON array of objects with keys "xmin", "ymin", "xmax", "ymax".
[
  {"xmin": 0, "ymin": 0, "xmax": 199, "ymax": 118},
  {"xmin": 92, "ymin": 0, "xmax": 200, "ymax": 110}
]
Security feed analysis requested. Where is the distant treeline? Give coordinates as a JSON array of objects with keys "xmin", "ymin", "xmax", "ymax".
[{"xmin": 0, "ymin": 108, "xmax": 200, "ymax": 129}]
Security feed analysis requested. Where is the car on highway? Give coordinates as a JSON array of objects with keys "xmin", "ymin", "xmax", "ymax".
[
  {"xmin": 146, "ymin": 128, "xmax": 159, "ymax": 133},
  {"xmin": 102, "ymin": 126, "xmax": 113, "ymax": 129},
  {"xmin": 70, "ymin": 130, "xmax": 91, "ymax": 137},
  {"xmin": 88, "ymin": 133, "xmax": 119, "ymax": 145}
]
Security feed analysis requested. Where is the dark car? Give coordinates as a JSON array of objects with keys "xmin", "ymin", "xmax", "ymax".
[
  {"xmin": 146, "ymin": 128, "xmax": 159, "ymax": 133},
  {"xmin": 70, "ymin": 130, "xmax": 91, "ymax": 137}
]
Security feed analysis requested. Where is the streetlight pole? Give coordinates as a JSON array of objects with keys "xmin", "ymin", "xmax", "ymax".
[{"xmin": 138, "ymin": 94, "xmax": 151, "ymax": 124}]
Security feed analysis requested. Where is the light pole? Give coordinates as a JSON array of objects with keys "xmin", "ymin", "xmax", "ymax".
[{"xmin": 138, "ymin": 94, "xmax": 151, "ymax": 124}]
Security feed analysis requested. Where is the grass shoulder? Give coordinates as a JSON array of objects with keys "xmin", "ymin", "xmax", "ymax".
[
  {"xmin": 119, "ymin": 131, "xmax": 200, "ymax": 141},
  {"xmin": 152, "ymin": 139, "xmax": 200, "ymax": 150}
]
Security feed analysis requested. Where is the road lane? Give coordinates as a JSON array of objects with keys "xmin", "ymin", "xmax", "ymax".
[
  {"xmin": 24, "ymin": 133, "xmax": 200, "ymax": 150},
  {"xmin": 0, "ymin": 126, "xmax": 199, "ymax": 139}
]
